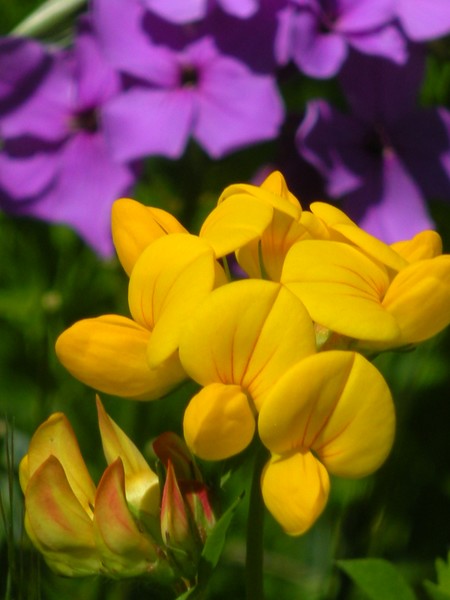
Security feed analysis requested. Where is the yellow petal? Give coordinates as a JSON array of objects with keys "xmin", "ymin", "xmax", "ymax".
[
  {"xmin": 258, "ymin": 352, "xmax": 395, "ymax": 478},
  {"xmin": 390, "ymin": 230, "xmax": 443, "ymax": 262},
  {"xmin": 218, "ymin": 171, "xmax": 301, "ymax": 220},
  {"xmin": 112, "ymin": 198, "xmax": 187, "ymax": 276},
  {"xmin": 94, "ymin": 459, "xmax": 157, "ymax": 575},
  {"xmin": 25, "ymin": 456, "xmax": 96, "ymax": 553},
  {"xmin": 179, "ymin": 280, "xmax": 317, "ymax": 409},
  {"xmin": 237, "ymin": 212, "xmax": 310, "ymax": 281},
  {"xmin": 382, "ymin": 255, "xmax": 450, "ymax": 345},
  {"xmin": 282, "ymin": 240, "xmax": 400, "ymax": 342},
  {"xmin": 261, "ymin": 451, "xmax": 330, "ymax": 536},
  {"xmin": 300, "ymin": 210, "xmax": 332, "ymax": 240},
  {"xmin": 96, "ymin": 398, "xmax": 160, "ymax": 516},
  {"xmin": 22, "ymin": 413, "xmax": 95, "ymax": 514},
  {"xmin": 310, "ymin": 202, "xmax": 407, "ymax": 271},
  {"xmin": 56, "ymin": 314, "xmax": 185, "ymax": 400},
  {"xmin": 128, "ymin": 233, "xmax": 221, "ymax": 367},
  {"xmin": 183, "ymin": 383, "xmax": 255, "ymax": 460},
  {"xmin": 199, "ymin": 195, "xmax": 273, "ymax": 258}
]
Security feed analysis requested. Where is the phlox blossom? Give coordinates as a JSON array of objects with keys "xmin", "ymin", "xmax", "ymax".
[
  {"xmin": 93, "ymin": 0, "xmax": 284, "ymax": 160},
  {"xmin": 0, "ymin": 23, "xmax": 136, "ymax": 256},
  {"xmin": 275, "ymin": 0, "xmax": 406, "ymax": 78}
]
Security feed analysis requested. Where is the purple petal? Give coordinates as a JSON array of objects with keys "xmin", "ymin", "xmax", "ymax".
[
  {"xmin": 337, "ymin": 0, "xmax": 394, "ymax": 31},
  {"xmin": 339, "ymin": 46, "xmax": 425, "ymax": 124},
  {"xmin": 72, "ymin": 18, "xmax": 121, "ymax": 109},
  {"xmin": 141, "ymin": 0, "xmax": 206, "ymax": 23},
  {"xmin": 397, "ymin": 0, "xmax": 450, "ymax": 41},
  {"xmin": 102, "ymin": 87, "xmax": 194, "ymax": 161},
  {"xmin": 92, "ymin": 0, "xmax": 177, "ymax": 84},
  {"xmin": 219, "ymin": 0, "xmax": 259, "ymax": 18},
  {"xmin": 289, "ymin": 11, "xmax": 348, "ymax": 78},
  {"xmin": 193, "ymin": 54, "xmax": 284, "ymax": 157},
  {"xmin": 0, "ymin": 139, "xmax": 58, "ymax": 199},
  {"xmin": 0, "ymin": 52, "xmax": 72, "ymax": 142},
  {"xmin": 296, "ymin": 100, "xmax": 369, "ymax": 196},
  {"xmin": 274, "ymin": 5, "xmax": 295, "ymax": 65},
  {"xmin": 0, "ymin": 37, "xmax": 48, "ymax": 108},
  {"xmin": 344, "ymin": 152, "xmax": 435, "ymax": 243},
  {"xmin": 347, "ymin": 24, "xmax": 407, "ymax": 64},
  {"xmin": 29, "ymin": 132, "xmax": 136, "ymax": 256}
]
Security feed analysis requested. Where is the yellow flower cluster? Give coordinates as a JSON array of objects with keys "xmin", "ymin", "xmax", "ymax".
[{"xmin": 44, "ymin": 172, "xmax": 450, "ymax": 537}]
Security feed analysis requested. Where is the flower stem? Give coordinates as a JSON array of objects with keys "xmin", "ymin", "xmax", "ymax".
[{"xmin": 245, "ymin": 445, "xmax": 268, "ymax": 600}]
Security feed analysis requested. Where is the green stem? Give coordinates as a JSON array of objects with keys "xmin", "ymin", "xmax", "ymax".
[{"xmin": 245, "ymin": 445, "xmax": 268, "ymax": 600}]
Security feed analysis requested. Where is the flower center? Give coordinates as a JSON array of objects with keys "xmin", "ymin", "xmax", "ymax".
[
  {"xmin": 70, "ymin": 108, "xmax": 99, "ymax": 133},
  {"xmin": 181, "ymin": 65, "xmax": 198, "ymax": 88},
  {"xmin": 363, "ymin": 125, "xmax": 393, "ymax": 157}
]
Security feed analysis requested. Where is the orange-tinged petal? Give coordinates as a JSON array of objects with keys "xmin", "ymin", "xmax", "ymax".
[
  {"xmin": 96, "ymin": 398, "xmax": 160, "ymax": 516},
  {"xmin": 94, "ymin": 459, "xmax": 158, "ymax": 574},
  {"xmin": 183, "ymin": 383, "xmax": 255, "ymax": 460},
  {"xmin": 261, "ymin": 451, "xmax": 330, "ymax": 536},
  {"xmin": 112, "ymin": 198, "xmax": 187, "ymax": 276},
  {"xmin": 199, "ymin": 195, "xmax": 273, "ymax": 258},
  {"xmin": 179, "ymin": 280, "xmax": 316, "ymax": 409},
  {"xmin": 258, "ymin": 352, "xmax": 395, "ymax": 478},
  {"xmin": 282, "ymin": 240, "xmax": 400, "ymax": 342},
  {"xmin": 21, "ymin": 413, "xmax": 95, "ymax": 514},
  {"xmin": 390, "ymin": 230, "xmax": 443, "ymax": 262},
  {"xmin": 128, "ymin": 233, "xmax": 222, "ymax": 367},
  {"xmin": 382, "ymin": 255, "xmax": 450, "ymax": 345},
  {"xmin": 310, "ymin": 202, "xmax": 407, "ymax": 271},
  {"xmin": 25, "ymin": 456, "xmax": 96, "ymax": 552},
  {"xmin": 56, "ymin": 315, "xmax": 184, "ymax": 400}
]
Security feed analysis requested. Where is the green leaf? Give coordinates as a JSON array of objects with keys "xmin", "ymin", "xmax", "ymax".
[
  {"xmin": 424, "ymin": 552, "xmax": 450, "ymax": 600},
  {"xmin": 11, "ymin": 0, "xmax": 86, "ymax": 36},
  {"xmin": 200, "ymin": 492, "xmax": 243, "ymax": 571},
  {"xmin": 337, "ymin": 558, "xmax": 417, "ymax": 600}
]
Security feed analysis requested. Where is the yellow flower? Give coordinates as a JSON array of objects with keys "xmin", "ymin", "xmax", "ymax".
[
  {"xmin": 112, "ymin": 190, "xmax": 274, "ymax": 276},
  {"xmin": 19, "ymin": 400, "xmax": 161, "ymax": 577},
  {"xmin": 258, "ymin": 351, "xmax": 395, "ymax": 535},
  {"xmin": 179, "ymin": 279, "xmax": 317, "ymax": 460},
  {"xmin": 56, "ymin": 234, "xmax": 224, "ymax": 400},
  {"xmin": 112, "ymin": 199, "xmax": 188, "ymax": 277},
  {"xmin": 281, "ymin": 227, "xmax": 450, "ymax": 349},
  {"xmin": 218, "ymin": 170, "xmax": 310, "ymax": 280}
]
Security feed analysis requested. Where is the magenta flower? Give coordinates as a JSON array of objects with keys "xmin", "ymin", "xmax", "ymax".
[
  {"xmin": 0, "ymin": 22, "xmax": 136, "ymax": 257},
  {"xmin": 93, "ymin": 0, "xmax": 284, "ymax": 160},
  {"xmin": 296, "ymin": 48, "xmax": 450, "ymax": 242},
  {"xmin": 139, "ymin": 0, "xmax": 260, "ymax": 23},
  {"xmin": 275, "ymin": 0, "xmax": 406, "ymax": 78}
]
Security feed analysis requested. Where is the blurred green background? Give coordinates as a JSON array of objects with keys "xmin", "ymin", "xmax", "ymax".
[{"xmin": 1, "ymin": 3, "xmax": 450, "ymax": 600}]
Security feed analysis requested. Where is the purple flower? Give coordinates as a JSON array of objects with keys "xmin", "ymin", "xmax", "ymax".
[
  {"xmin": 296, "ymin": 48, "xmax": 450, "ymax": 242},
  {"xmin": 139, "ymin": 0, "xmax": 260, "ymax": 23},
  {"xmin": 395, "ymin": 0, "xmax": 450, "ymax": 41},
  {"xmin": 275, "ymin": 0, "xmax": 406, "ymax": 78},
  {"xmin": 0, "ymin": 23, "xmax": 136, "ymax": 257},
  {"xmin": 93, "ymin": 0, "xmax": 284, "ymax": 160}
]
